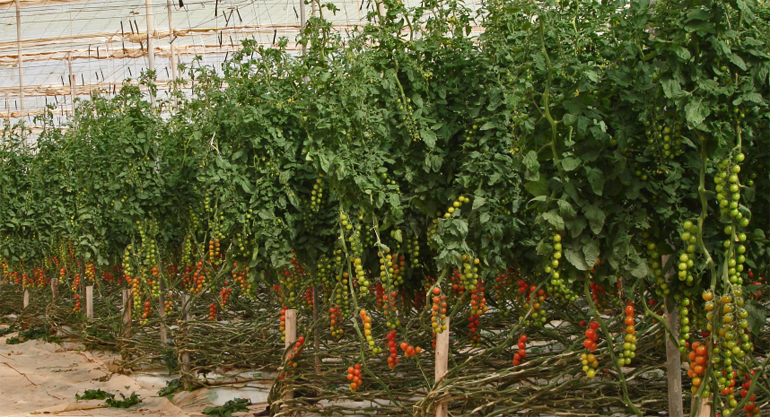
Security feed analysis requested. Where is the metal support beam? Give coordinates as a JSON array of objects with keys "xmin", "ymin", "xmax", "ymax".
[
  {"xmin": 145, "ymin": 0, "xmax": 155, "ymax": 104},
  {"xmin": 14, "ymin": 0, "xmax": 24, "ymax": 123},
  {"xmin": 68, "ymin": 52, "xmax": 76, "ymax": 117}
]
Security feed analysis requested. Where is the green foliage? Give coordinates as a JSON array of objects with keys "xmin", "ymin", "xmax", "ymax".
[
  {"xmin": 75, "ymin": 389, "xmax": 115, "ymax": 401},
  {"xmin": 0, "ymin": 325, "xmax": 15, "ymax": 337},
  {"xmin": 105, "ymin": 392, "xmax": 141, "ymax": 408},
  {"xmin": 202, "ymin": 398, "xmax": 251, "ymax": 417},
  {"xmin": 158, "ymin": 378, "xmax": 184, "ymax": 397},
  {"xmin": 19, "ymin": 327, "xmax": 48, "ymax": 340},
  {"xmin": 4, "ymin": 327, "xmax": 55, "ymax": 344},
  {"xmin": 162, "ymin": 350, "xmax": 180, "ymax": 375}
]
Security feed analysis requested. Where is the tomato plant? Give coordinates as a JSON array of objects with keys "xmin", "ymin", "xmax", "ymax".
[{"xmin": 1, "ymin": 0, "xmax": 768, "ymax": 415}]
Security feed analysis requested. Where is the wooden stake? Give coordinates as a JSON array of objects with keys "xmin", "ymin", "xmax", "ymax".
[
  {"xmin": 181, "ymin": 294, "xmax": 191, "ymax": 389},
  {"xmin": 693, "ymin": 394, "xmax": 712, "ymax": 417},
  {"xmin": 122, "ymin": 289, "xmax": 132, "ymax": 334},
  {"xmin": 662, "ymin": 255, "xmax": 684, "ymax": 417},
  {"xmin": 51, "ymin": 276, "xmax": 58, "ymax": 301},
  {"xmin": 85, "ymin": 285, "xmax": 94, "ymax": 319},
  {"xmin": 312, "ymin": 286, "xmax": 321, "ymax": 373},
  {"xmin": 159, "ymin": 277, "xmax": 167, "ymax": 345},
  {"xmin": 23, "ymin": 289, "xmax": 29, "ymax": 309},
  {"xmin": 283, "ymin": 308, "xmax": 297, "ymax": 400},
  {"xmin": 435, "ymin": 317, "xmax": 450, "ymax": 417}
]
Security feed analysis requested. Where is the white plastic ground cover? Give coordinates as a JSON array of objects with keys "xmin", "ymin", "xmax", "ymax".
[{"xmin": 0, "ymin": 322, "xmax": 277, "ymax": 416}]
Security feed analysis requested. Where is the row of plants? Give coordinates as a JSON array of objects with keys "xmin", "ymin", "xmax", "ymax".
[{"xmin": 1, "ymin": 0, "xmax": 769, "ymax": 414}]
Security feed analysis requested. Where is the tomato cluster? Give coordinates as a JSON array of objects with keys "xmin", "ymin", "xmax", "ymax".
[
  {"xmin": 208, "ymin": 303, "xmax": 217, "ymax": 321},
  {"xmin": 280, "ymin": 306, "xmax": 288, "ymax": 340},
  {"xmin": 583, "ymin": 321, "xmax": 600, "ymax": 352},
  {"xmin": 346, "ymin": 364, "xmax": 363, "ymax": 392},
  {"xmin": 512, "ymin": 334, "xmax": 527, "ymax": 366},
  {"xmin": 385, "ymin": 330, "xmax": 400, "ymax": 370},
  {"xmin": 287, "ymin": 336, "xmax": 305, "ymax": 368},
  {"xmin": 740, "ymin": 371, "xmax": 760, "ymax": 417},
  {"xmin": 430, "ymin": 288, "xmax": 447, "ymax": 335},
  {"xmin": 618, "ymin": 303, "xmax": 637, "ymax": 366},
  {"xmin": 687, "ymin": 341, "xmax": 709, "ymax": 394},
  {"xmin": 399, "ymin": 341, "xmax": 421, "ymax": 358},
  {"xmin": 468, "ymin": 280, "xmax": 487, "ymax": 346},
  {"xmin": 329, "ymin": 305, "xmax": 343, "ymax": 339},
  {"xmin": 219, "ymin": 286, "xmax": 232, "ymax": 307},
  {"xmin": 360, "ymin": 309, "xmax": 381, "ymax": 354}
]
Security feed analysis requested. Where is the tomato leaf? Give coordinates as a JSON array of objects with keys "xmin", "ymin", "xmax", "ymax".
[
  {"xmin": 584, "ymin": 203, "xmax": 606, "ymax": 235},
  {"xmin": 565, "ymin": 247, "xmax": 590, "ymax": 270},
  {"xmin": 541, "ymin": 210, "xmax": 564, "ymax": 231},
  {"xmin": 584, "ymin": 167, "xmax": 605, "ymax": 196},
  {"xmin": 561, "ymin": 156, "xmax": 581, "ymax": 172}
]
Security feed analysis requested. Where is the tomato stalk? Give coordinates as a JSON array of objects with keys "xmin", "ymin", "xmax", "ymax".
[
  {"xmin": 538, "ymin": 15, "xmax": 566, "ymax": 183},
  {"xmin": 695, "ymin": 132, "xmax": 717, "ymax": 291},
  {"xmin": 338, "ymin": 204, "xmax": 408, "ymax": 413},
  {"xmin": 583, "ymin": 276, "xmax": 643, "ymax": 417}
]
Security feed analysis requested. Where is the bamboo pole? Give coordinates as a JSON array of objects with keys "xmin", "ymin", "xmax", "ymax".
[{"xmin": 435, "ymin": 317, "xmax": 450, "ymax": 417}]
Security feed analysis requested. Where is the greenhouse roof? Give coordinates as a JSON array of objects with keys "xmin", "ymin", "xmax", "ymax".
[{"xmin": 0, "ymin": 0, "xmax": 484, "ymax": 127}]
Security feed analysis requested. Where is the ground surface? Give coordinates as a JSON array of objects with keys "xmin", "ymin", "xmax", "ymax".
[{"xmin": 0, "ymin": 324, "xmax": 269, "ymax": 417}]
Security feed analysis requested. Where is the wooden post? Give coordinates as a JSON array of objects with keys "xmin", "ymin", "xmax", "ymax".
[
  {"xmin": 85, "ymin": 285, "xmax": 94, "ymax": 319},
  {"xmin": 159, "ymin": 277, "xmax": 167, "ymax": 345},
  {"xmin": 662, "ymin": 254, "xmax": 684, "ymax": 417},
  {"xmin": 312, "ymin": 286, "xmax": 321, "ymax": 373},
  {"xmin": 435, "ymin": 317, "xmax": 450, "ymax": 417},
  {"xmin": 51, "ymin": 277, "xmax": 58, "ymax": 301},
  {"xmin": 23, "ymin": 289, "xmax": 29, "ymax": 309},
  {"xmin": 283, "ymin": 309, "xmax": 297, "ymax": 400},
  {"xmin": 691, "ymin": 394, "xmax": 712, "ymax": 417},
  {"xmin": 180, "ymin": 294, "xmax": 191, "ymax": 389},
  {"xmin": 122, "ymin": 289, "xmax": 132, "ymax": 334}
]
